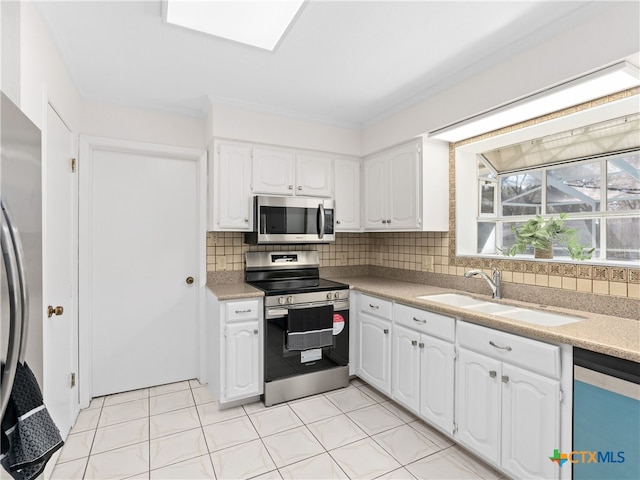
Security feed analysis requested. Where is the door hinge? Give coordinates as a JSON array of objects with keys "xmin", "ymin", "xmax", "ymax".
[
  {"xmin": 223, "ymin": 326, "xmax": 228, "ymax": 337},
  {"xmin": 452, "ymin": 422, "xmax": 458, "ymax": 435},
  {"xmin": 70, "ymin": 372, "xmax": 76, "ymax": 388},
  {"xmin": 453, "ymin": 346, "xmax": 458, "ymax": 360},
  {"xmin": 559, "ymin": 387, "xmax": 564, "ymax": 403},
  {"xmin": 71, "ymin": 158, "xmax": 76, "ymax": 173}
]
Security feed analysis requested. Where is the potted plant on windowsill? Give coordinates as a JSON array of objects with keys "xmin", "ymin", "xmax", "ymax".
[{"xmin": 502, "ymin": 213, "xmax": 595, "ymax": 260}]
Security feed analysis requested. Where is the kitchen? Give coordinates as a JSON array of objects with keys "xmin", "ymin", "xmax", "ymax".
[{"xmin": 1, "ymin": 1, "xmax": 639, "ymax": 479}]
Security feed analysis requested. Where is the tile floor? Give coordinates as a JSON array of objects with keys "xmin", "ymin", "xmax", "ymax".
[{"xmin": 50, "ymin": 378, "xmax": 507, "ymax": 480}]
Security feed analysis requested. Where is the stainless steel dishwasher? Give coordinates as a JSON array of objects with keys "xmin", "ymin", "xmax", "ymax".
[{"xmin": 573, "ymin": 347, "xmax": 639, "ymax": 480}]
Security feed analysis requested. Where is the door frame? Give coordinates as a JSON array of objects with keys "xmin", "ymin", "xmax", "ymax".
[{"xmin": 78, "ymin": 136, "xmax": 207, "ymax": 407}]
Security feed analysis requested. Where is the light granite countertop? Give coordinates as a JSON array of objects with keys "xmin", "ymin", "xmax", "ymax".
[{"xmin": 207, "ymin": 277, "xmax": 639, "ymax": 363}]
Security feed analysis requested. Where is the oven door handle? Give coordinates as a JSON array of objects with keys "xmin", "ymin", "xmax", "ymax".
[{"xmin": 317, "ymin": 203, "xmax": 325, "ymax": 240}]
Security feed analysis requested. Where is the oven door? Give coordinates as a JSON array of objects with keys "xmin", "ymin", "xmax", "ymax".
[
  {"xmin": 264, "ymin": 301, "xmax": 349, "ymax": 384},
  {"xmin": 247, "ymin": 196, "xmax": 335, "ymax": 244}
]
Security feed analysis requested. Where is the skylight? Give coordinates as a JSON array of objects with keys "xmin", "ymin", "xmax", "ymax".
[{"xmin": 165, "ymin": 0, "xmax": 305, "ymax": 51}]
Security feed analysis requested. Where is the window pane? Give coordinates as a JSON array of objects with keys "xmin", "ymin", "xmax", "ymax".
[
  {"xmin": 607, "ymin": 154, "xmax": 640, "ymax": 211},
  {"xmin": 501, "ymin": 172, "xmax": 542, "ymax": 216},
  {"xmin": 607, "ymin": 217, "xmax": 640, "ymax": 261},
  {"xmin": 480, "ymin": 182, "xmax": 495, "ymax": 215},
  {"xmin": 546, "ymin": 161, "xmax": 601, "ymax": 214},
  {"xmin": 477, "ymin": 222, "xmax": 496, "ymax": 254}
]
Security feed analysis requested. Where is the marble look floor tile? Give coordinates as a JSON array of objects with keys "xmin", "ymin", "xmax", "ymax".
[
  {"xmin": 330, "ymin": 437, "xmax": 402, "ymax": 479},
  {"xmin": 103, "ymin": 388, "xmax": 149, "ymax": 407},
  {"xmin": 347, "ymin": 403, "xmax": 404, "ymax": 435},
  {"xmin": 149, "ymin": 427, "xmax": 209, "ymax": 470},
  {"xmin": 92, "ymin": 417, "xmax": 149, "ymax": 454},
  {"xmin": 209, "ymin": 439, "xmax": 276, "ymax": 479},
  {"xmin": 188, "ymin": 378, "xmax": 203, "ymax": 388},
  {"xmin": 376, "ymin": 467, "xmax": 417, "ymax": 479},
  {"xmin": 252, "ymin": 469, "xmax": 283, "ymax": 479},
  {"xmin": 405, "ymin": 449, "xmax": 483, "ymax": 479},
  {"xmin": 86, "ymin": 396, "xmax": 105, "ymax": 410},
  {"xmin": 197, "ymin": 402, "xmax": 246, "ymax": 425},
  {"xmin": 191, "ymin": 385, "xmax": 216, "ymax": 405},
  {"xmin": 408, "ymin": 420, "xmax": 456, "ymax": 449},
  {"xmin": 357, "ymin": 384, "xmax": 389, "ymax": 403},
  {"xmin": 56, "ymin": 429, "xmax": 95, "ymax": 463},
  {"xmin": 349, "ymin": 377, "xmax": 366, "ymax": 387},
  {"xmin": 149, "ymin": 389, "xmax": 195, "ymax": 415},
  {"xmin": 49, "ymin": 457, "xmax": 88, "ymax": 480},
  {"xmin": 279, "ymin": 452, "xmax": 348, "ymax": 479},
  {"xmin": 84, "ymin": 442, "xmax": 149, "ymax": 480},
  {"xmin": 203, "ymin": 415, "xmax": 259, "ymax": 452},
  {"xmin": 249, "ymin": 404, "xmax": 303, "ymax": 437},
  {"xmin": 288, "ymin": 396, "xmax": 342, "ymax": 424},
  {"xmin": 306, "ymin": 414, "xmax": 367, "ymax": 450},
  {"xmin": 242, "ymin": 400, "xmax": 268, "ymax": 415},
  {"xmin": 150, "ymin": 454, "xmax": 215, "ymax": 479},
  {"xmin": 380, "ymin": 400, "xmax": 418, "ymax": 423},
  {"xmin": 149, "ymin": 380, "xmax": 191, "ymax": 397},
  {"xmin": 98, "ymin": 398, "xmax": 149, "ymax": 428},
  {"xmin": 71, "ymin": 407, "xmax": 101, "ymax": 433},
  {"xmin": 150, "ymin": 406, "xmax": 201, "ymax": 439},
  {"xmin": 261, "ymin": 426, "xmax": 325, "ymax": 468},
  {"xmin": 325, "ymin": 387, "xmax": 377, "ymax": 412},
  {"xmin": 373, "ymin": 424, "xmax": 440, "ymax": 465},
  {"xmin": 445, "ymin": 445, "xmax": 504, "ymax": 480}
]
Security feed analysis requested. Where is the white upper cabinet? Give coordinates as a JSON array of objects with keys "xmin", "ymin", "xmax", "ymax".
[
  {"xmin": 363, "ymin": 138, "xmax": 449, "ymax": 232},
  {"xmin": 209, "ymin": 141, "xmax": 253, "ymax": 231},
  {"xmin": 334, "ymin": 157, "xmax": 361, "ymax": 231},
  {"xmin": 252, "ymin": 147, "xmax": 296, "ymax": 195},
  {"xmin": 295, "ymin": 152, "xmax": 333, "ymax": 197}
]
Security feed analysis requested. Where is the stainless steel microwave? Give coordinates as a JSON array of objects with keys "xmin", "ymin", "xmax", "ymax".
[{"xmin": 244, "ymin": 196, "xmax": 335, "ymax": 244}]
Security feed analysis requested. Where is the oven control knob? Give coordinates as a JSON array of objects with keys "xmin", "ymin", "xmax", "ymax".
[
  {"xmin": 287, "ymin": 296, "xmax": 294, "ymax": 304},
  {"xmin": 278, "ymin": 297, "xmax": 286, "ymax": 305},
  {"xmin": 334, "ymin": 292, "xmax": 340, "ymax": 299},
  {"xmin": 326, "ymin": 292, "xmax": 333, "ymax": 300}
]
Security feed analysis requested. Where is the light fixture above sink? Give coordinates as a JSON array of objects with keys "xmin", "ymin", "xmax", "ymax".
[{"xmin": 418, "ymin": 293, "xmax": 582, "ymax": 327}]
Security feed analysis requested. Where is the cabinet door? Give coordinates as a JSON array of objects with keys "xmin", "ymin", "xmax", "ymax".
[
  {"xmin": 334, "ymin": 158, "xmax": 360, "ymax": 231},
  {"xmin": 223, "ymin": 320, "xmax": 261, "ymax": 402},
  {"xmin": 357, "ymin": 312, "xmax": 391, "ymax": 394},
  {"xmin": 296, "ymin": 153, "xmax": 333, "ymax": 197},
  {"xmin": 419, "ymin": 334, "xmax": 455, "ymax": 434},
  {"xmin": 501, "ymin": 364, "xmax": 560, "ymax": 480},
  {"xmin": 213, "ymin": 142, "xmax": 253, "ymax": 230},
  {"xmin": 389, "ymin": 144, "xmax": 420, "ymax": 229},
  {"xmin": 363, "ymin": 155, "xmax": 388, "ymax": 230},
  {"xmin": 392, "ymin": 324, "xmax": 420, "ymax": 413},
  {"xmin": 252, "ymin": 147, "xmax": 295, "ymax": 195},
  {"xmin": 456, "ymin": 348, "xmax": 501, "ymax": 466}
]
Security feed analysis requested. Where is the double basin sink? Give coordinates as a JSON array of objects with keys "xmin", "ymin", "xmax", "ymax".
[{"xmin": 417, "ymin": 293, "xmax": 582, "ymax": 327}]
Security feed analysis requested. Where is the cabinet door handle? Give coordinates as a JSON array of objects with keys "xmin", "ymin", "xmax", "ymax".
[
  {"xmin": 244, "ymin": 218, "xmax": 249, "ymax": 223},
  {"xmin": 297, "ymin": 186, "xmax": 302, "ymax": 190},
  {"xmin": 382, "ymin": 220, "xmax": 387, "ymax": 224},
  {"xmin": 411, "ymin": 340, "xmax": 417, "ymax": 346},
  {"xmin": 489, "ymin": 340, "xmax": 512, "ymax": 351},
  {"xmin": 413, "ymin": 317, "xmax": 427, "ymax": 324},
  {"xmin": 235, "ymin": 309, "xmax": 252, "ymax": 314},
  {"xmin": 369, "ymin": 304, "xmax": 379, "ymax": 310},
  {"xmin": 336, "ymin": 220, "xmax": 341, "ymax": 224},
  {"xmin": 502, "ymin": 375, "xmax": 510, "ymax": 384},
  {"xmin": 288, "ymin": 185, "xmax": 294, "ymax": 190},
  {"xmin": 253, "ymin": 329, "xmax": 259, "ymax": 335},
  {"xmin": 489, "ymin": 370, "xmax": 497, "ymax": 378},
  {"xmin": 383, "ymin": 329, "xmax": 389, "ymax": 334},
  {"xmin": 387, "ymin": 219, "xmax": 391, "ymax": 224},
  {"xmin": 419, "ymin": 342, "xmax": 424, "ymax": 348}
]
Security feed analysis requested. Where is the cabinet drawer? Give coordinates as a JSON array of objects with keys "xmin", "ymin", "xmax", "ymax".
[
  {"xmin": 457, "ymin": 321, "xmax": 560, "ymax": 378},
  {"xmin": 359, "ymin": 294, "xmax": 393, "ymax": 319},
  {"xmin": 394, "ymin": 303, "xmax": 454, "ymax": 342},
  {"xmin": 226, "ymin": 300, "xmax": 260, "ymax": 322}
]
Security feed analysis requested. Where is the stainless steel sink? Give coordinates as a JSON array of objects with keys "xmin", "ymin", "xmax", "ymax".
[{"xmin": 418, "ymin": 293, "xmax": 582, "ymax": 326}]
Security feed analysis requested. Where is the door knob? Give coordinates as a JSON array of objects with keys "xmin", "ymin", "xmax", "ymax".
[
  {"xmin": 47, "ymin": 305, "xmax": 64, "ymax": 318},
  {"xmin": 186, "ymin": 276, "xmax": 194, "ymax": 285}
]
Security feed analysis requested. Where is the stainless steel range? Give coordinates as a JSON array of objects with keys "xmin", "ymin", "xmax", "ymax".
[{"xmin": 245, "ymin": 251, "xmax": 350, "ymax": 406}]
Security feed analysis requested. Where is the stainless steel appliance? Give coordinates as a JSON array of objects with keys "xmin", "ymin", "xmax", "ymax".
[
  {"xmin": 245, "ymin": 251, "xmax": 349, "ymax": 406},
  {"xmin": 573, "ymin": 348, "xmax": 639, "ymax": 479},
  {"xmin": 244, "ymin": 196, "xmax": 335, "ymax": 244}
]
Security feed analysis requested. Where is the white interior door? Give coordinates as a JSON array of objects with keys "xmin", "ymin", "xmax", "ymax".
[
  {"xmin": 80, "ymin": 139, "xmax": 204, "ymax": 398},
  {"xmin": 43, "ymin": 104, "xmax": 78, "ymax": 438}
]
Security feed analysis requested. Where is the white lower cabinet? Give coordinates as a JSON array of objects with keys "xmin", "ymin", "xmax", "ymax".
[
  {"xmin": 357, "ymin": 294, "xmax": 392, "ymax": 395},
  {"xmin": 207, "ymin": 294, "xmax": 263, "ymax": 405},
  {"xmin": 456, "ymin": 321, "xmax": 561, "ymax": 480},
  {"xmin": 392, "ymin": 304, "xmax": 455, "ymax": 433}
]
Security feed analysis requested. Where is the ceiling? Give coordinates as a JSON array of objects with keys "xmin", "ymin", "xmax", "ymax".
[{"xmin": 37, "ymin": 1, "xmax": 617, "ymax": 128}]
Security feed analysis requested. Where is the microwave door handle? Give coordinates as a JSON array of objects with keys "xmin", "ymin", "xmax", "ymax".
[{"xmin": 317, "ymin": 203, "xmax": 325, "ymax": 239}]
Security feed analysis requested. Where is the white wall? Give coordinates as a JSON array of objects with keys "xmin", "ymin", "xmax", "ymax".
[
  {"xmin": 1, "ymin": 0, "xmax": 21, "ymax": 104},
  {"xmin": 361, "ymin": 2, "xmax": 640, "ymax": 155},
  {"xmin": 208, "ymin": 102, "xmax": 361, "ymax": 156}
]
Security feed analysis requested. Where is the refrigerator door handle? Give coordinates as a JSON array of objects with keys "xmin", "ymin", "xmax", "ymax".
[{"xmin": 0, "ymin": 199, "xmax": 25, "ymax": 419}]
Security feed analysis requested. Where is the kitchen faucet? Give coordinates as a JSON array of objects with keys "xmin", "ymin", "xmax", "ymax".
[{"xmin": 464, "ymin": 268, "xmax": 501, "ymax": 299}]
